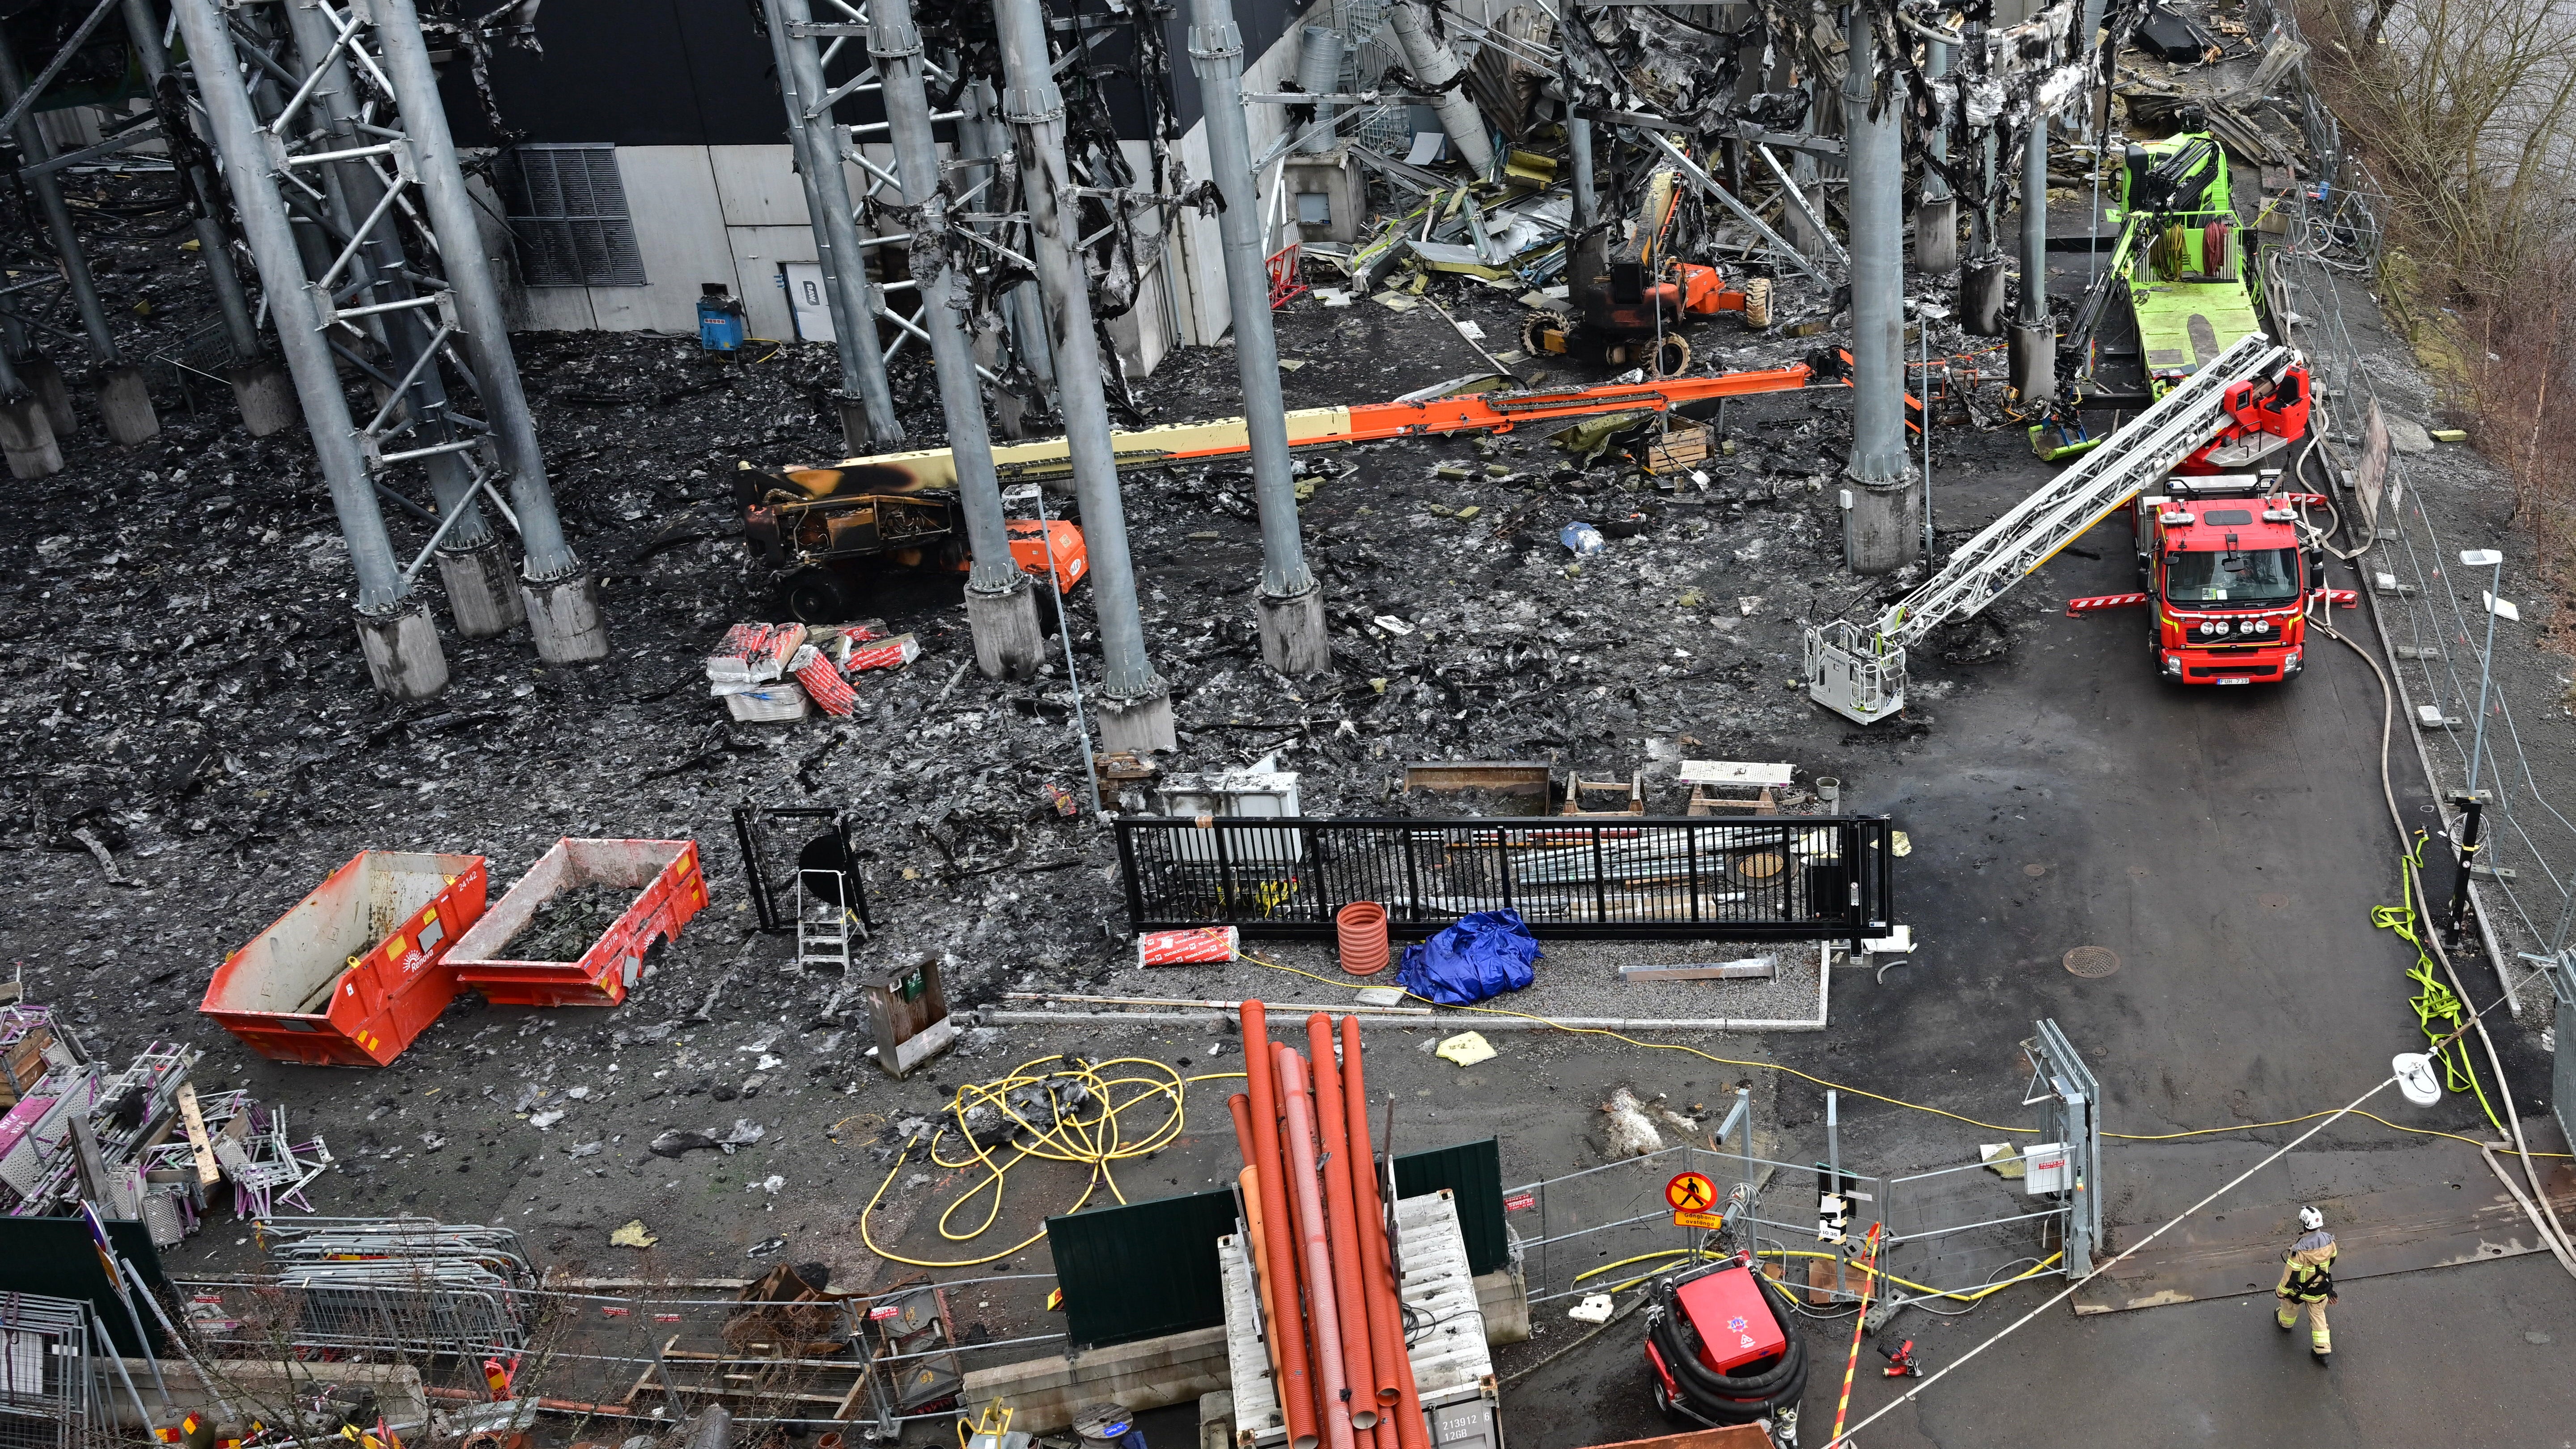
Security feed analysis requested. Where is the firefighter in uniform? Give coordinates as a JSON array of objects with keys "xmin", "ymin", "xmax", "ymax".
[{"xmin": 2275, "ymin": 1205, "xmax": 2338, "ymax": 1360}]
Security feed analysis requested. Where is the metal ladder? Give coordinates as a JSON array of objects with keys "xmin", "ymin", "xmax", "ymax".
[
  {"xmin": 1805, "ymin": 333, "xmax": 2292, "ymax": 724},
  {"xmin": 795, "ymin": 868, "xmax": 861, "ymax": 974}
]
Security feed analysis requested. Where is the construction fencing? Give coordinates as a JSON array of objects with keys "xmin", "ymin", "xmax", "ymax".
[
  {"xmin": 170, "ymin": 1273, "xmax": 1063, "ymax": 1435},
  {"xmin": 1504, "ymin": 1028, "xmax": 2100, "ymax": 1316},
  {"xmin": 1115, "ymin": 816, "xmax": 1897, "ymax": 947}
]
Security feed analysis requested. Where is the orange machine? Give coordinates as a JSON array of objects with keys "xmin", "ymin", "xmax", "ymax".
[{"xmin": 1523, "ymin": 165, "xmax": 1772, "ymax": 377}]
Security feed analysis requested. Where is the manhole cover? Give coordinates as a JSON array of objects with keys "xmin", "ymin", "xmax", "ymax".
[
  {"xmin": 2063, "ymin": 946, "xmax": 2122, "ymax": 978},
  {"xmin": 2023, "ymin": 863, "xmax": 2048, "ymax": 877}
]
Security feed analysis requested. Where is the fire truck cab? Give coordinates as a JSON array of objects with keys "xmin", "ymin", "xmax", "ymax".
[{"xmin": 2132, "ymin": 471, "xmax": 2318, "ymax": 686}]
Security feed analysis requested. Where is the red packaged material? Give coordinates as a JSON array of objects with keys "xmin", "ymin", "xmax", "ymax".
[
  {"xmin": 847, "ymin": 632, "xmax": 921, "ymax": 671},
  {"xmin": 794, "ymin": 646, "xmax": 858, "ymax": 716},
  {"xmin": 1138, "ymin": 925, "xmax": 1238, "ymax": 967}
]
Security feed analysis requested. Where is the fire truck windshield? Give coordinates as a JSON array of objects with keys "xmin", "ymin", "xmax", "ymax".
[{"xmin": 2165, "ymin": 546, "xmax": 2300, "ymax": 604}]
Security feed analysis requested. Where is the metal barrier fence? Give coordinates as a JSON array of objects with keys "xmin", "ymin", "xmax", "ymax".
[
  {"xmin": 1505, "ymin": 1038, "xmax": 2100, "ymax": 1317},
  {"xmin": 1114, "ymin": 816, "xmax": 1897, "ymax": 946},
  {"xmin": 0, "ymin": 1293, "xmax": 93, "ymax": 1449},
  {"xmin": 170, "ymin": 1274, "xmax": 1065, "ymax": 1436}
]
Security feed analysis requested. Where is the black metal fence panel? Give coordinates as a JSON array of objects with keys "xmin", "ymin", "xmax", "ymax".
[
  {"xmin": 1114, "ymin": 817, "xmax": 1894, "ymax": 947},
  {"xmin": 1394, "ymin": 1139, "xmax": 1508, "ymax": 1276},
  {"xmin": 1046, "ymin": 1188, "xmax": 1239, "ymax": 1349}
]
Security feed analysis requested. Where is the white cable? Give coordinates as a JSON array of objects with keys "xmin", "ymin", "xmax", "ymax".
[{"xmin": 1821, "ymin": 1071, "xmax": 2401, "ymax": 1449}]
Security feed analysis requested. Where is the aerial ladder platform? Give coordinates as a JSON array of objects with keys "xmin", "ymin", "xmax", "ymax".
[{"xmin": 1805, "ymin": 333, "xmax": 2293, "ymax": 724}]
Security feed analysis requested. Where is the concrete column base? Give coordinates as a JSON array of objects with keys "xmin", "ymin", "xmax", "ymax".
[
  {"xmin": 20, "ymin": 357, "xmax": 74, "ymax": 439},
  {"xmin": 436, "ymin": 540, "xmax": 528, "ymax": 638},
  {"xmin": 226, "ymin": 356, "xmax": 299, "ymax": 437},
  {"xmin": 0, "ymin": 394, "xmax": 62, "ymax": 479},
  {"xmin": 1097, "ymin": 688, "xmax": 1177, "ymax": 755},
  {"xmin": 356, "ymin": 603, "xmax": 449, "ymax": 701},
  {"xmin": 1255, "ymin": 584, "xmax": 1330, "ymax": 677},
  {"xmin": 833, "ymin": 397, "xmax": 880, "ymax": 458},
  {"xmin": 1960, "ymin": 255, "xmax": 2008, "ymax": 336},
  {"xmin": 1842, "ymin": 469, "xmax": 1922, "ymax": 576},
  {"xmin": 1914, "ymin": 195, "xmax": 1959, "ymax": 273},
  {"xmin": 2009, "ymin": 321, "xmax": 2055, "ymax": 406},
  {"xmin": 521, "ymin": 568, "xmax": 610, "ymax": 663},
  {"xmin": 965, "ymin": 577, "xmax": 1046, "ymax": 678},
  {"xmin": 97, "ymin": 366, "xmax": 158, "ymax": 446}
]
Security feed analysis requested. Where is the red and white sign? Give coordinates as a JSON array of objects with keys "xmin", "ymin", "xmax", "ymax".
[{"xmin": 1138, "ymin": 926, "xmax": 1237, "ymax": 967}]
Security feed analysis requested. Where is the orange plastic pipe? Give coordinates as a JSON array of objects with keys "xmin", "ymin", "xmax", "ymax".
[
  {"xmin": 1337, "ymin": 1017, "xmax": 1403, "ymax": 1410},
  {"xmin": 1241, "ymin": 1003, "xmax": 1321, "ymax": 1449},
  {"xmin": 1280, "ymin": 1044, "xmax": 1358, "ymax": 1449},
  {"xmin": 1306, "ymin": 1015, "xmax": 1381, "ymax": 1431},
  {"xmin": 1228, "ymin": 1100, "xmax": 1285, "ymax": 1381},
  {"xmin": 1343, "ymin": 1019, "xmax": 1427, "ymax": 1449}
]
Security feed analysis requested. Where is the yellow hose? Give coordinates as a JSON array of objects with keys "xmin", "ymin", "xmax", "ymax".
[{"xmin": 857, "ymin": 1054, "xmax": 1244, "ymax": 1268}]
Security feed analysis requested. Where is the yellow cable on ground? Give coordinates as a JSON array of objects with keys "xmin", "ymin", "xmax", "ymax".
[
  {"xmin": 1236, "ymin": 951, "xmax": 2041, "ymax": 1135},
  {"xmin": 2372, "ymin": 831, "xmax": 2508, "ymax": 1136},
  {"xmin": 857, "ymin": 1054, "xmax": 1244, "ymax": 1268},
  {"xmin": 1576, "ymin": 1246, "xmax": 2063, "ymax": 1304},
  {"xmin": 1233, "ymin": 951, "xmax": 2568, "ymax": 1159}
]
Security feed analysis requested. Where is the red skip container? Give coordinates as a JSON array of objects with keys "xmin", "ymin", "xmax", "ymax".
[
  {"xmin": 201, "ymin": 851, "xmax": 489, "ymax": 1067},
  {"xmin": 445, "ymin": 838, "xmax": 708, "ymax": 1007}
]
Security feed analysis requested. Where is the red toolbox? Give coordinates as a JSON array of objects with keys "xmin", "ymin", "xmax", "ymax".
[
  {"xmin": 445, "ymin": 839, "xmax": 708, "ymax": 1007},
  {"xmin": 200, "ymin": 852, "xmax": 488, "ymax": 1067},
  {"xmin": 1675, "ymin": 1265, "xmax": 1789, "ymax": 1373}
]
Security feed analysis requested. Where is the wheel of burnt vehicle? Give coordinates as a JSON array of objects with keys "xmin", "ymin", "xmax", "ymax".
[
  {"xmin": 1522, "ymin": 311, "xmax": 1570, "ymax": 358},
  {"xmin": 783, "ymin": 567, "xmax": 860, "ymax": 624},
  {"xmin": 1651, "ymin": 335, "xmax": 1693, "ymax": 379}
]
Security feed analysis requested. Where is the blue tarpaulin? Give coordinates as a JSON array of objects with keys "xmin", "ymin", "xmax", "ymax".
[{"xmin": 1398, "ymin": 910, "xmax": 1542, "ymax": 1006}]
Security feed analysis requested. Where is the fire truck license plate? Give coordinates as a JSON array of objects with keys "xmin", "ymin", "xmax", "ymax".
[{"xmin": 2216, "ymin": 677, "xmax": 2251, "ymax": 685}]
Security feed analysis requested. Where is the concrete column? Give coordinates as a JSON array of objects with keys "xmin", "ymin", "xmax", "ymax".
[
  {"xmin": 1840, "ymin": 19, "xmax": 1917, "ymax": 576},
  {"xmin": 764, "ymin": 0, "xmax": 906, "ymax": 455},
  {"xmin": 123, "ymin": 0, "xmax": 293, "ymax": 436},
  {"xmin": 1189, "ymin": 0, "xmax": 1326, "ymax": 676},
  {"xmin": 2009, "ymin": 118, "xmax": 2055, "ymax": 404},
  {"xmin": 374, "ymin": 0, "xmax": 606, "ymax": 663},
  {"xmin": 872, "ymin": 0, "xmax": 1044, "ymax": 679},
  {"xmin": 1961, "ymin": 122, "xmax": 2006, "ymax": 335},
  {"xmin": 16, "ymin": 354, "xmax": 74, "ymax": 439},
  {"xmin": 957, "ymin": 81, "xmax": 1051, "ymax": 434},
  {"xmin": 0, "ymin": 28, "xmax": 156, "ymax": 446},
  {"xmin": 997, "ymin": 0, "xmax": 1174, "ymax": 753},
  {"xmin": 0, "ymin": 345, "xmax": 60, "ymax": 478},
  {"xmin": 1385, "ymin": 1, "xmax": 1493, "ymax": 175},
  {"xmin": 1915, "ymin": 39, "xmax": 1958, "ymax": 273},
  {"xmin": 280, "ymin": 0, "xmax": 519, "ymax": 640},
  {"xmin": 1293, "ymin": 26, "xmax": 1343, "ymax": 153},
  {"xmin": 170, "ymin": 0, "xmax": 446, "ymax": 699}
]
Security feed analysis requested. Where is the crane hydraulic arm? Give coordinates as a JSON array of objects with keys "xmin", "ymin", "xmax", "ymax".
[
  {"xmin": 1803, "ymin": 333, "xmax": 2292, "ymax": 724},
  {"xmin": 754, "ymin": 361, "xmax": 1822, "ymax": 497}
]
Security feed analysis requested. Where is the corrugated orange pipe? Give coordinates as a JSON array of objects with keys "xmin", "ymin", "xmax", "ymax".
[
  {"xmin": 1226, "ymin": 1101, "xmax": 1284, "ymax": 1381},
  {"xmin": 1241, "ymin": 1002, "xmax": 1321, "ymax": 1449},
  {"xmin": 1342, "ymin": 1017, "xmax": 1429, "ymax": 1449},
  {"xmin": 1336, "ymin": 1017, "xmax": 1403, "ymax": 1410},
  {"xmin": 1279, "ymin": 1043, "xmax": 1359, "ymax": 1449},
  {"xmin": 1306, "ymin": 1014, "xmax": 1381, "ymax": 1431}
]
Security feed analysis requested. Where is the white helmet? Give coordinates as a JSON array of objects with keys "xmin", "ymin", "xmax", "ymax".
[{"xmin": 2298, "ymin": 1206, "xmax": 2324, "ymax": 1232}]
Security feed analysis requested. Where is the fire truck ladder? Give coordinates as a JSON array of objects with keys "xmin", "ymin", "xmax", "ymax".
[{"xmin": 1804, "ymin": 333, "xmax": 2291, "ymax": 724}]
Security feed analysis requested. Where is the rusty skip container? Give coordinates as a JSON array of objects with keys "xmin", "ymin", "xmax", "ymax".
[
  {"xmin": 446, "ymin": 838, "xmax": 708, "ymax": 1007},
  {"xmin": 201, "ymin": 852, "xmax": 489, "ymax": 1067}
]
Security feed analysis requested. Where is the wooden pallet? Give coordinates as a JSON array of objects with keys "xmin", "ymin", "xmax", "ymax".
[{"xmin": 1642, "ymin": 424, "xmax": 1718, "ymax": 475}]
